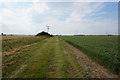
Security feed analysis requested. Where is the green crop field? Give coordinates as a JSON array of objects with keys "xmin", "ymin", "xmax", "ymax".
[{"xmin": 60, "ymin": 36, "xmax": 120, "ymax": 74}]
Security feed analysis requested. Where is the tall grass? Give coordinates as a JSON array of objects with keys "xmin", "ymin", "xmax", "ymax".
[
  {"xmin": 2, "ymin": 36, "xmax": 47, "ymax": 52},
  {"xmin": 60, "ymin": 36, "xmax": 119, "ymax": 74}
]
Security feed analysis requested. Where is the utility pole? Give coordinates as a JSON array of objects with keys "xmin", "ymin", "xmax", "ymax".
[
  {"xmin": 76, "ymin": 32, "xmax": 77, "ymax": 35},
  {"xmin": 106, "ymin": 32, "xmax": 108, "ymax": 35},
  {"xmin": 46, "ymin": 26, "xmax": 49, "ymax": 33}
]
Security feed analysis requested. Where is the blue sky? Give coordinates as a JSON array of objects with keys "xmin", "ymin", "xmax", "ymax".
[{"xmin": 0, "ymin": 2, "xmax": 118, "ymax": 35}]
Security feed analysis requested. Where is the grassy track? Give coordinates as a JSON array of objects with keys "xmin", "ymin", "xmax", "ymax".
[
  {"xmin": 15, "ymin": 37, "xmax": 55, "ymax": 78},
  {"xmin": 47, "ymin": 38, "xmax": 70, "ymax": 78},
  {"xmin": 3, "ymin": 37, "xmax": 87, "ymax": 78},
  {"xmin": 15, "ymin": 37, "xmax": 73, "ymax": 78}
]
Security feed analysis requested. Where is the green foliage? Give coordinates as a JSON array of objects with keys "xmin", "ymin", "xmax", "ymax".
[
  {"xmin": 36, "ymin": 31, "xmax": 53, "ymax": 37},
  {"xmin": 60, "ymin": 36, "xmax": 119, "ymax": 74}
]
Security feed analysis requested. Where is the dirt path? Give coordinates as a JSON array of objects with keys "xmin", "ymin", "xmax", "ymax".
[{"xmin": 63, "ymin": 40, "xmax": 118, "ymax": 78}]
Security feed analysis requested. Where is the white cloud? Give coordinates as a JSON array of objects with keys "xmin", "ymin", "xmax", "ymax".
[
  {"xmin": 0, "ymin": 2, "xmax": 118, "ymax": 35},
  {"xmin": 26, "ymin": 3, "xmax": 50, "ymax": 14},
  {"xmin": 48, "ymin": 18, "xmax": 117, "ymax": 35},
  {"xmin": 0, "ymin": 2, "xmax": 51, "ymax": 34},
  {"xmin": 66, "ymin": 2, "xmax": 104, "ymax": 22}
]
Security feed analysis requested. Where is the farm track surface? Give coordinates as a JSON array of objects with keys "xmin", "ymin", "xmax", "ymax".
[
  {"xmin": 63, "ymin": 40, "xmax": 118, "ymax": 78},
  {"xmin": 2, "ymin": 37, "xmax": 118, "ymax": 78}
]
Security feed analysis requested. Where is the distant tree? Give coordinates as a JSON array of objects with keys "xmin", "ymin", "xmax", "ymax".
[
  {"xmin": 1, "ymin": 33, "xmax": 6, "ymax": 36},
  {"xmin": 36, "ymin": 31, "xmax": 53, "ymax": 37},
  {"xmin": 10, "ymin": 34, "xmax": 13, "ymax": 36},
  {"xmin": 1, "ymin": 33, "xmax": 3, "ymax": 36}
]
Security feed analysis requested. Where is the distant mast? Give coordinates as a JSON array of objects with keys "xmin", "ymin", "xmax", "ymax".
[{"xmin": 46, "ymin": 26, "xmax": 49, "ymax": 33}]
